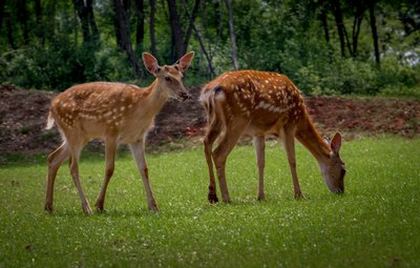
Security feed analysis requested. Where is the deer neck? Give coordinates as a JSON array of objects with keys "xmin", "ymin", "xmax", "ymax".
[
  {"xmin": 139, "ymin": 79, "xmax": 170, "ymax": 114},
  {"xmin": 295, "ymin": 111, "xmax": 332, "ymax": 166}
]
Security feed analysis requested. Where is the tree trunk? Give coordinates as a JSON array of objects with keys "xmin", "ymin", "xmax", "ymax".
[
  {"xmin": 166, "ymin": 0, "xmax": 185, "ymax": 61},
  {"xmin": 331, "ymin": 0, "xmax": 347, "ymax": 57},
  {"xmin": 113, "ymin": 0, "xmax": 142, "ymax": 77},
  {"xmin": 16, "ymin": 0, "xmax": 29, "ymax": 45},
  {"xmin": 183, "ymin": 0, "xmax": 201, "ymax": 53},
  {"xmin": 135, "ymin": 0, "xmax": 145, "ymax": 51},
  {"xmin": 73, "ymin": 0, "xmax": 91, "ymax": 43},
  {"xmin": 5, "ymin": 12, "xmax": 16, "ymax": 49},
  {"xmin": 368, "ymin": 2, "xmax": 380, "ymax": 65},
  {"xmin": 224, "ymin": 0, "xmax": 239, "ymax": 70},
  {"xmin": 181, "ymin": 0, "xmax": 215, "ymax": 76},
  {"xmin": 34, "ymin": 0, "xmax": 44, "ymax": 45},
  {"xmin": 73, "ymin": 0, "xmax": 98, "ymax": 43},
  {"xmin": 351, "ymin": 1, "xmax": 364, "ymax": 57},
  {"xmin": 0, "ymin": 0, "xmax": 5, "ymax": 32},
  {"xmin": 149, "ymin": 0, "xmax": 157, "ymax": 55},
  {"xmin": 87, "ymin": 0, "xmax": 99, "ymax": 41},
  {"xmin": 319, "ymin": 1, "xmax": 333, "ymax": 62}
]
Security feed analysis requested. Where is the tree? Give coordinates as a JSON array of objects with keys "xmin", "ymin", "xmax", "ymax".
[
  {"xmin": 0, "ymin": 0, "xmax": 5, "ymax": 32},
  {"xmin": 167, "ymin": 0, "xmax": 185, "ymax": 61},
  {"xmin": 135, "ymin": 0, "xmax": 145, "ymax": 52},
  {"xmin": 331, "ymin": 0, "xmax": 348, "ymax": 57},
  {"xmin": 149, "ymin": 0, "xmax": 157, "ymax": 55},
  {"xmin": 351, "ymin": 0, "xmax": 365, "ymax": 57},
  {"xmin": 368, "ymin": 1, "xmax": 380, "ymax": 65},
  {"xmin": 113, "ymin": 0, "xmax": 142, "ymax": 77},
  {"xmin": 224, "ymin": 0, "xmax": 239, "ymax": 69},
  {"xmin": 16, "ymin": 0, "xmax": 29, "ymax": 45},
  {"xmin": 73, "ymin": 0, "xmax": 99, "ymax": 44}
]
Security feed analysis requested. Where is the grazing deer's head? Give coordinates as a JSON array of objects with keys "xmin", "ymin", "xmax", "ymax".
[
  {"xmin": 321, "ymin": 132, "xmax": 346, "ymax": 193},
  {"xmin": 142, "ymin": 51, "xmax": 194, "ymax": 101}
]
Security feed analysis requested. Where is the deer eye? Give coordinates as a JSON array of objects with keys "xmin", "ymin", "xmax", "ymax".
[{"xmin": 165, "ymin": 76, "xmax": 171, "ymax": 82}]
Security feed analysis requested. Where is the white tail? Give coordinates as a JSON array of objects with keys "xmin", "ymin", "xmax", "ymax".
[
  {"xmin": 201, "ymin": 70, "xmax": 346, "ymax": 203},
  {"xmin": 45, "ymin": 112, "xmax": 55, "ymax": 130},
  {"xmin": 44, "ymin": 51, "xmax": 195, "ymax": 215}
]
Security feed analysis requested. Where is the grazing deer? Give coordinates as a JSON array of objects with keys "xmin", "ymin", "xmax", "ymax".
[
  {"xmin": 44, "ymin": 51, "xmax": 195, "ymax": 214},
  {"xmin": 200, "ymin": 70, "xmax": 346, "ymax": 203}
]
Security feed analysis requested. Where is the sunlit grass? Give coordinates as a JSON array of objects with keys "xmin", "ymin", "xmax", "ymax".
[{"xmin": 0, "ymin": 136, "xmax": 419, "ymax": 267}]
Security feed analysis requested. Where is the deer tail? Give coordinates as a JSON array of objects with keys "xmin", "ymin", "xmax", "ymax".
[{"xmin": 45, "ymin": 111, "xmax": 55, "ymax": 130}]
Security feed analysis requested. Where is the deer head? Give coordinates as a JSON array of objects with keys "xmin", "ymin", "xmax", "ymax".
[
  {"xmin": 142, "ymin": 51, "xmax": 194, "ymax": 101},
  {"xmin": 321, "ymin": 132, "xmax": 346, "ymax": 193}
]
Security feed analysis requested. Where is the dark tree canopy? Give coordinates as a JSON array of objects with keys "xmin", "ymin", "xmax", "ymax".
[{"xmin": 0, "ymin": 0, "xmax": 418, "ymax": 96}]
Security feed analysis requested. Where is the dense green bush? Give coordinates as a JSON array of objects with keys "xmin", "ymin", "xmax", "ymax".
[{"xmin": 0, "ymin": 39, "xmax": 136, "ymax": 91}]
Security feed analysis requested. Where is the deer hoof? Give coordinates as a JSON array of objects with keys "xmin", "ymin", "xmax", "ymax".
[
  {"xmin": 257, "ymin": 194, "xmax": 265, "ymax": 201},
  {"xmin": 208, "ymin": 192, "xmax": 219, "ymax": 203},
  {"xmin": 83, "ymin": 205, "xmax": 93, "ymax": 216},
  {"xmin": 44, "ymin": 203, "xmax": 53, "ymax": 213},
  {"xmin": 294, "ymin": 192, "xmax": 304, "ymax": 200}
]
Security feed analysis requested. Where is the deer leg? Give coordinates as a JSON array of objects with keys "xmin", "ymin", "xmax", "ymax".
[
  {"xmin": 129, "ymin": 140, "xmax": 158, "ymax": 212},
  {"xmin": 212, "ymin": 121, "xmax": 247, "ymax": 203},
  {"xmin": 45, "ymin": 142, "xmax": 70, "ymax": 213},
  {"xmin": 95, "ymin": 139, "xmax": 117, "ymax": 212},
  {"xmin": 204, "ymin": 121, "xmax": 222, "ymax": 203},
  {"xmin": 69, "ymin": 146, "xmax": 92, "ymax": 215},
  {"xmin": 283, "ymin": 129, "xmax": 303, "ymax": 199},
  {"xmin": 254, "ymin": 136, "xmax": 266, "ymax": 201}
]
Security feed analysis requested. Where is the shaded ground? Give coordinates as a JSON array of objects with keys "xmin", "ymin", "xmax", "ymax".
[{"xmin": 0, "ymin": 84, "xmax": 419, "ymax": 156}]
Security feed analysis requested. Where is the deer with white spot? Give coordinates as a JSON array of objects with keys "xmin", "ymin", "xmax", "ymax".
[
  {"xmin": 201, "ymin": 70, "xmax": 346, "ymax": 203},
  {"xmin": 44, "ymin": 52, "xmax": 195, "ymax": 215}
]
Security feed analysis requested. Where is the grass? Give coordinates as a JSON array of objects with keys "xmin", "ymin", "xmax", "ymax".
[{"xmin": 0, "ymin": 136, "xmax": 419, "ymax": 267}]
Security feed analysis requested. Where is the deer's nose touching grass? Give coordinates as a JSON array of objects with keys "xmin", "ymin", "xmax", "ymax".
[
  {"xmin": 200, "ymin": 70, "xmax": 346, "ymax": 203},
  {"xmin": 45, "ymin": 58, "xmax": 347, "ymax": 215},
  {"xmin": 44, "ymin": 51, "xmax": 194, "ymax": 215}
]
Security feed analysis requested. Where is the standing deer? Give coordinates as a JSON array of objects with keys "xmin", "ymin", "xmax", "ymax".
[
  {"xmin": 201, "ymin": 70, "xmax": 346, "ymax": 203},
  {"xmin": 44, "ymin": 51, "xmax": 195, "ymax": 214}
]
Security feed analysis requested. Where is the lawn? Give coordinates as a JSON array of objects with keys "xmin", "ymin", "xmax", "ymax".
[{"xmin": 0, "ymin": 136, "xmax": 419, "ymax": 267}]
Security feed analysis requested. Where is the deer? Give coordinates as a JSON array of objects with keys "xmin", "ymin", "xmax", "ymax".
[
  {"xmin": 44, "ymin": 51, "xmax": 195, "ymax": 215},
  {"xmin": 200, "ymin": 70, "xmax": 346, "ymax": 203}
]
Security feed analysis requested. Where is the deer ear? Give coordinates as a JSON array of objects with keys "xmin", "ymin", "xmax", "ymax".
[
  {"xmin": 330, "ymin": 132, "xmax": 342, "ymax": 154},
  {"xmin": 142, "ymin": 52, "xmax": 159, "ymax": 75},
  {"xmin": 176, "ymin": 51, "xmax": 195, "ymax": 72}
]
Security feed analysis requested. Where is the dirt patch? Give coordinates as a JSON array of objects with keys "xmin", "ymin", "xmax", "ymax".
[{"xmin": 0, "ymin": 84, "xmax": 419, "ymax": 156}]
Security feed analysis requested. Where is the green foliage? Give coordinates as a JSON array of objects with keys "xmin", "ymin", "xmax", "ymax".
[
  {"xmin": 0, "ymin": 0, "xmax": 418, "ymax": 95},
  {"xmin": 0, "ymin": 39, "xmax": 137, "ymax": 91},
  {"xmin": 1, "ymin": 137, "xmax": 420, "ymax": 266}
]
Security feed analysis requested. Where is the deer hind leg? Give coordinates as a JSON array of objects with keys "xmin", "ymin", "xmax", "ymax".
[
  {"xmin": 212, "ymin": 120, "xmax": 248, "ymax": 203},
  {"xmin": 95, "ymin": 138, "xmax": 117, "ymax": 212},
  {"xmin": 282, "ymin": 128, "xmax": 303, "ymax": 199},
  {"xmin": 254, "ymin": 136, "xmax": 266, "ymax": 201},
  {"xmin": 204, "ymin": 119, "xmax": 222, "ymax": 203},
  {"xmin": 45, "ymin": 142, "xmax": 70, "ymax": 213},
  {"xmin": 129, "ymin": 139, "xmax": 158, "ymax": 212},
  {"xmin": 68, "ymin": 142, "xmax": 92, "ymax": 215}
]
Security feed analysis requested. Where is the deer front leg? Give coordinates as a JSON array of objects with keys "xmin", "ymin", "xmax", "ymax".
[
  {"xmin": 45, "ymin": 142, "xmax": 70, "ymax": 213},
  {"xmin": 282, "ymin": 129, "xmax": 303, "ymax": 199},
  {"xmin": 129, "ymin": 141, "xmax": 158, "ymax": 212},
  {"xmin": 254, "ymin": 136, "xmax": 266, "ymax": 201},
  {"xmin": 95, "ymin": 138, "xmax": 117, "ymax": 212}
]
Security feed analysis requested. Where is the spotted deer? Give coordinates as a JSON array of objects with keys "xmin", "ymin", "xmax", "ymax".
[
  {"xmin": 44, "ymin": 51, "xmax": 195, "ymax": 215},
  {"xmin": 201, "ymin": 70, "xmax": 346, "ymax": 203}
]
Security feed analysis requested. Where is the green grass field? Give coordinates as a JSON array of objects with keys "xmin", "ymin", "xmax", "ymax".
[{"xmin": 1, "ymin": 137, "xmax": 419, "ymax": 267}]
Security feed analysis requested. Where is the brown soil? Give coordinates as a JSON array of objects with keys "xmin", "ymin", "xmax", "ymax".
[{"xmin": 0, "ymin": 84, "xmax": 419, "ymax": 156}]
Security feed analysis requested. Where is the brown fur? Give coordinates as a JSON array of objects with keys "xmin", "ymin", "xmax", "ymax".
[
  {"xmin": 44, "ymin": 52, "xmax": 195, "ymax": 215},
  {"xmin": 201, "ymin": 70, "xmax": 346, "ymax": 203}
]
